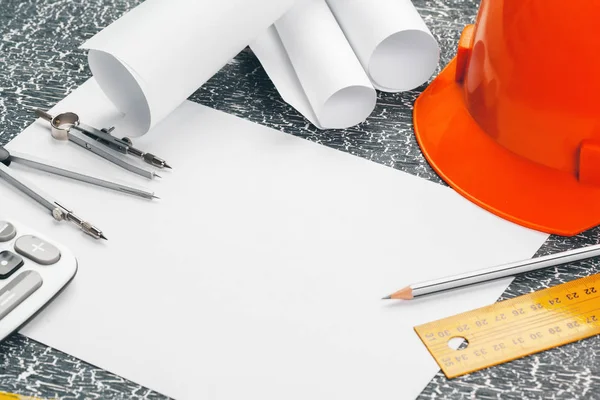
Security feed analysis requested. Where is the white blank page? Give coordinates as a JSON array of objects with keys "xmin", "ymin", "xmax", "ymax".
[{"xmin": 4, "ymin": 79, "xmax": 549, "ymax": 399}]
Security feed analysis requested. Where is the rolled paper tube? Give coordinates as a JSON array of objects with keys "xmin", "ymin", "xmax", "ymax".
[
  {"xmin": 81, "ymin": 0, "xmax": 301, "ymax": 136},
  {"xmin": 326, "ymin": 0, "xmax": 440, "ymax": 92},
  {"xmin": 251, "ymin": 0, "xmax": 377, "ymax": 129}
]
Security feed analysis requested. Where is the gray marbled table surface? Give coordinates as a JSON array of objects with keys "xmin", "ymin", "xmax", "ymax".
[{"xmin": 1, "ymin": 0, "xmax": 600, "ymax": 399}]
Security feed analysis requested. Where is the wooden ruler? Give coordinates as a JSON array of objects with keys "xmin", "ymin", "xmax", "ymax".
[
  {"xmin": 0, "ymin": 393, "xmax": 49, "ymax": 400},
  {"xmin": 414, "ymin": 273, "xmax": 600, "ymax": 378}
]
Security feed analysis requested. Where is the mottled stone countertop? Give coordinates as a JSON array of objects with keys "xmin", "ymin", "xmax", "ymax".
[{"xmin": 1, "ymin": 0, "xmax": 600, "ymax": 398}]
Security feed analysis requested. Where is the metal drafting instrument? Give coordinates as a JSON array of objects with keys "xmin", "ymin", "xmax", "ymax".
[
  {"xmin": 415, "ymin": 273, "xmax": 600, "ymax": 378},
  {"xmin": 0, "ymin": 147, "xmax": 106, "ymax": 240},
  {"xmin": 383, "ymin": 244, "xmax": 600, "ymax": 300},
  {"xmin": 34, "ymin": 109, "xmax": 169, "ymax": 179},
  {"xmin": 0, "ymin": 146, "xmax": 158, "ymax": 200}
]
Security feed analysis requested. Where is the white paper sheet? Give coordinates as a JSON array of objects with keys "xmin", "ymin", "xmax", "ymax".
[
  {"xmin": 81, "ymin": 0, "xmax": 300, "ymax": 136},
  {"xmin": 326, "ymin": 0, "xmax": 440, "ymax": 92},
  {"xmin": 250, "ymin": 0, "xmax": 376, "ymax": 129},
  {"xmin": 5, "ymin": 79, "xmax": 548, "ymax": 399}
]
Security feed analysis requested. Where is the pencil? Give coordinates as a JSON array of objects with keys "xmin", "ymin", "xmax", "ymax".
[{"xmin": 383, "ymin": 243, "xmax": 600, "ymax": 300}]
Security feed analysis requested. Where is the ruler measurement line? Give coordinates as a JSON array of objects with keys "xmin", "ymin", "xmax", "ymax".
[
  {"xmin": 424, "ymin": 284, "xmax": 600, "ymax": 338},
  {"xmin": 414, "ymin": 274, "xmax": 600, "ymax": 378},
  {"xmin": 425, "ymin": 301, "xmax": 597, "ymax": 351},
  {"xmin": 422, "ymin": 281, "xmax": 600, "ymax": 333},
  {"xmin": 428, "ymin": 304, "xmax": 600, "ymax": 358},
  {"xmin": 419, "ymin": 296, "xmax": 600, "ymax": 353},
  {"xmin": 439, "ymin": 318, "xmax": 599, "ymax": 377},
  {"xmin": 421, "ymin": 292, "xmax": 600, "ymax": 351}
]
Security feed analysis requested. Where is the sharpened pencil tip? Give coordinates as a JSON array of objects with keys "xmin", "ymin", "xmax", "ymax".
[
  {"xmin": 100, "ymin": 234, "xmax": 108, "ymax": 240},
  {"xmin": 382, "ymin": 295, "xmax": 392, "ymax": 300},
  {"xmin": 154, "ymin": 173, "xmax": 162, "ymax": 179},
  {"xmin": 152, "ymin": 195, "xmax": 160, "ymax": 200},
  {"xmin": 164, "ymin": 163, "xmax": 172, "ymax": 169}
]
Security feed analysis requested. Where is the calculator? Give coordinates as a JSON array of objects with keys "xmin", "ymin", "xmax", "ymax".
[{"xmin": 0, "ymin": 218, "xmax": 77, "ymax": 341}]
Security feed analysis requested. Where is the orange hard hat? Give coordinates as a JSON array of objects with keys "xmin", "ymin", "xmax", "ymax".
[{"xmin": 413, "ymin": 0, "xmax": 600, "ymax": 236}]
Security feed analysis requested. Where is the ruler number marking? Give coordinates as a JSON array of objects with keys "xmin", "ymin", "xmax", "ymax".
[
  {"xmin": 512, "ymin": 307, "xmax": 525, "ymax": 317},
  {"xmin": 548, "ymin": 326, "xmax": 562, "ymax": 335},
  {"xmin": 438, "ymin": 329, "xmax": 451, "ymax": 338},
  {"xmin": 529, "ymin": 332, "xmax": 543, "ymax": 340},
  {"xmin": 493, "ymin": 343, "xmax": 506, "ymax": 351},
  {"xmin": 566, "ymin": 292, "xmax": 579, "ymax": 300},
  {"xmin": 585, "ymin": 287, "xmax": 597, "ymax": 295},
  {"xmin": 442, "ymin": 357, "xmax": 454, "ymax": 367},
  {"xmin": 424, "ymin": 332, "xmax": 436, "ymax": 342},
  {"xmin": 567, "ymin": 321, "xmax": 581, "ymax": 329},
  {"xmin": 530, "ymin": 302, "xmax": 543, "ymax": 311},
  {"xmin": 512, "ymin": 337, "xmax": 525, "ymax": 346},
  {"xmin": 473, "ymin": 348, "xmax": 488, "ymax": 357},
  {"xmin": 454, "ymin": 354, "xmax": 468, "ymax": 362}
]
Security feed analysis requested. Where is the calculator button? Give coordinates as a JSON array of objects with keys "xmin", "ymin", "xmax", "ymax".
[
  {"xmin": 0, "ymin": 222, "xmax": 16, "ymax": 242},
  {"xmin": 0, "ymin": 270, "xmax": 43, "ymax": 321},
  {"xmin": 14, "ymin": 235, "xmax": 61, "ymax": 265},
  {"xmin": 0, "ymin": 251, "xmax": 24, "ymax": 279}
]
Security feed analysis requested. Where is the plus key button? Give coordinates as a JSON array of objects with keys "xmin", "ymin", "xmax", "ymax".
[{"xmin": 15, "ymin": 235, "xmax": 61, "ymax": 265}]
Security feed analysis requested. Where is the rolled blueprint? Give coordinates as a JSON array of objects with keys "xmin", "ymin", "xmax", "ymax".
[
  {"xmin": 326, "ymin": 0, "xmax": 439, "ymax": 92},
  {"xmin": 81, "ymin": 0, "xmax": 300, "ymax": 136},
  {"xmin": 250, "ymin": 0, "xmax": 377, "ymax": 129}
]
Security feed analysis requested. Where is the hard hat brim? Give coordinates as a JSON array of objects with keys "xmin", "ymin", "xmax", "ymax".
[{"xmin": 413, "ymin": 57, "xmax": 600, "ymax": 236}]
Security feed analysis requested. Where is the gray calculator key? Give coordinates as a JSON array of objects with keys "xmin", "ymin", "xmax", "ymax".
[
  {"xmin": 15, "ymin": 235, "xmax": 61, "ymax": 265},
  {"xmin": 0, "ymin": 270, "xmax": 43, "ymax": 321},
  {"xmin": 0, "ymin": 251, "xmax": 24, "ymax": 279},
  {"xmin": 0, "ymin": 222, "xmax": 16, "ymax": 242}
]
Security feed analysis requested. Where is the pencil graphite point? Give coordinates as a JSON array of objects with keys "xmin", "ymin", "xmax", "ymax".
[{"xmin": 383, "ymin": 286, "xmax": 414, "ymax": 300}]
